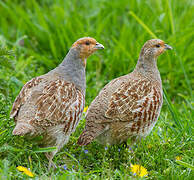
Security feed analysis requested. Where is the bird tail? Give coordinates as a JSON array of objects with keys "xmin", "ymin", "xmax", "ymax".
[
  {"xmin": 12, "ymin": 123, "xmax": 34, "ymax": 136},
  {"xmin": 77, "ymin": 130, "xmax": 95, "ymax": 146}
]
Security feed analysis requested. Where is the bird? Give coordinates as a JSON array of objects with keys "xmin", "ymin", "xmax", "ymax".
[
  {"xmin": 10, "ymin": 37, "xmax": 104, "ymax": 168},
  {"xmin": 77, "ymin": 39, "xmax": 172, "ymax": 146}
]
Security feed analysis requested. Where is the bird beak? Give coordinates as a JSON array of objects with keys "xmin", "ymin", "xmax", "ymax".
[
  {"xmin": 94, "ymin": 43, "xmax": 104, "ymax": 50},
  {"xmin": 164, "ymin": 44, "xmax": 173, "ymax": 50}
]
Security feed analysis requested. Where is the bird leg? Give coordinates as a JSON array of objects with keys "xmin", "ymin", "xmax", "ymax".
[{"xmin": 45, "ymin": 152, "xmax": 57, "ymax": 170}]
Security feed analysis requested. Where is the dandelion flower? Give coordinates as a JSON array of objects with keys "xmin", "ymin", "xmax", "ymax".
[
  {"xmin": 83, "ymin": 106, "xmax": 88, "ymax": 113},
  {"xmin": 17, "ymin": 166, "xmax": 34, "ymax": 177},
  {"xmin": 176, "ymin": 156, "xmax": 182, "ymax": 161},
  {"xmin": 130, "ymin": 164, "xmax": 148, "ymax": 177}
]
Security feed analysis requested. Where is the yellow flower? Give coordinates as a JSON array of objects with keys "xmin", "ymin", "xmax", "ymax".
[
  {"xmin": 176, "ymin": 156, "xmax": 182, "ymax": 161},
  {"xmin": 147, "ymin": 144, "xmax": 152, "ymax": 149},
  {"xmin": 17, "ymin": 166, "xmax": 34, "ymax": 177},
  {"xmin": 83, "ymin": 106, "xmax": 88, "ymax": 113},
  {"xmin": 130, "ymin": 164, "xmax": 148, "ymax": 177}
]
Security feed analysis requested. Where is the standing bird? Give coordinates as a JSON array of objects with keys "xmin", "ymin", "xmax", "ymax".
[
  {"xmin": 10, "ymin": 37, "xmax": 104, "ymax": 168},
  {"xmin": 78, "ymin": 39, "xmax": 172, "ymax": 146}
]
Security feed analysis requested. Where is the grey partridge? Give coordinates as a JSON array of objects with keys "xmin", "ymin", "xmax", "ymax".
[
  {"xmin": 10, "ymin": 37, "xmax": 104, "ymax": 168},
  {"xmin": 78, "ymin": 39, "xmax": 172, "ymax": 146}
]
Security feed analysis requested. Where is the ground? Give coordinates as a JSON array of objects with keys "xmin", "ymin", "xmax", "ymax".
[{"xmin": 0, "ymin": 0, "xmax": 193, "ymax": 179}]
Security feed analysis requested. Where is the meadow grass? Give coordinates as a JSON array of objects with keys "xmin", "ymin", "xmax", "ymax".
[{"xmin": 0, "ymin": 0, "xmax": 193, "ymax": 179}]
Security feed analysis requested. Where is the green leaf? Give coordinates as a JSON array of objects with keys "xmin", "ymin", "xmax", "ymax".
[
  {"xmin": 33, "ymin": 147, "xmax": 57, "ymax": 153},
  {"xmin": 176, "ymin": 160, "xmax": 194, "ymax": 170}
]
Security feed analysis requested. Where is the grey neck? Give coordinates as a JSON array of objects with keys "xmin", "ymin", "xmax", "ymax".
[
  {"xmin": 134, "ymin": 55, "xmax": 161, "ymax": 84},
  {"xmin": 55, "ymin": 48, "xmax": 86, "ymax": 94}
]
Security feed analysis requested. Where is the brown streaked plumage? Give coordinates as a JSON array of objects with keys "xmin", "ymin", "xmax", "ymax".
[
  {"xmin": 11, "ymin": 37, "xmax": 104, "ymax": 168},
  {"xmin": 77, "ymin": 39, "xmax": 172, "ymax": 146}
]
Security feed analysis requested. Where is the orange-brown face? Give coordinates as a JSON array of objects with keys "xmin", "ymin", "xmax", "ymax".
[
  {"xmin": 141, "ymin": 39, "xmax": 172, "ymax": 59},
  {"xmin": 72, "ymin": 37, "xmax": 104, "ymax": 66}
]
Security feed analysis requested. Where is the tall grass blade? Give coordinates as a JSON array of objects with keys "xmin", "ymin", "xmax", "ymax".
[
  {"xmin": 166, "ymin": 0, "xmax": 175, "ymax": 34},
  {"xmin": 163, "ymin": 88, "xmax": 183, "ymax": 130},
  {"xmin": 129, "ymin": 11, "xmax": 157, "ymax": 39}
]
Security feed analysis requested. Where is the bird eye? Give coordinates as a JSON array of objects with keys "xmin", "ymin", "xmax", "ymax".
[
  {"xmin": 156, "ymin": 44, "xmax": 160, "ymax": 48},
  {"xmin": 85, "ymin": 41, "xmax": 90, "ymax": 45}
]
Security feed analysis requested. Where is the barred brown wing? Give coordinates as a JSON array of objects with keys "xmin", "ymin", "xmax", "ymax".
[
  {"xmin": 33, "ymin": 80, "xmax": 85, "ymax": 132},
  {"xmin": 10, "ymin": 77, "xmax": 43, "ymax": 119},
  {"xmin": 105, "ymin": 79, "xmax": 163, "ymax": 129}
]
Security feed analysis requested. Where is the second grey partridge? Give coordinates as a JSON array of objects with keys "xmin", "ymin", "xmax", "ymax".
[
  {"xmin": 10, "ymin": 37, "xmax": 104, "ymax": 168},
  {"xmin": 78, "ymin": 39, "xmax": 172, "ymax": 146}
]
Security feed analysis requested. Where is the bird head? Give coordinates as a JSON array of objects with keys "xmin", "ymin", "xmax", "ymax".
[
  {"xmin": 140, "ymin": 39, "xmax": 172, "ymax": 59},
  {"xmin": 71, "ymin": 37, "xmax": 104, "ymax": 66}
]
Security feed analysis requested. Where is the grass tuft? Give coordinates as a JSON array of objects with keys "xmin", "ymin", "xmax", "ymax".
[{"xmin": 0, "ymin": 0, "xmax": 193, "ymax": 179}]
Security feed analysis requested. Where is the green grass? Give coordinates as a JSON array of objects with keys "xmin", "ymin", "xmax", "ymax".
[{"xmin": 0, "ymin": 0, "xmax": 193, "ymax": 179}]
